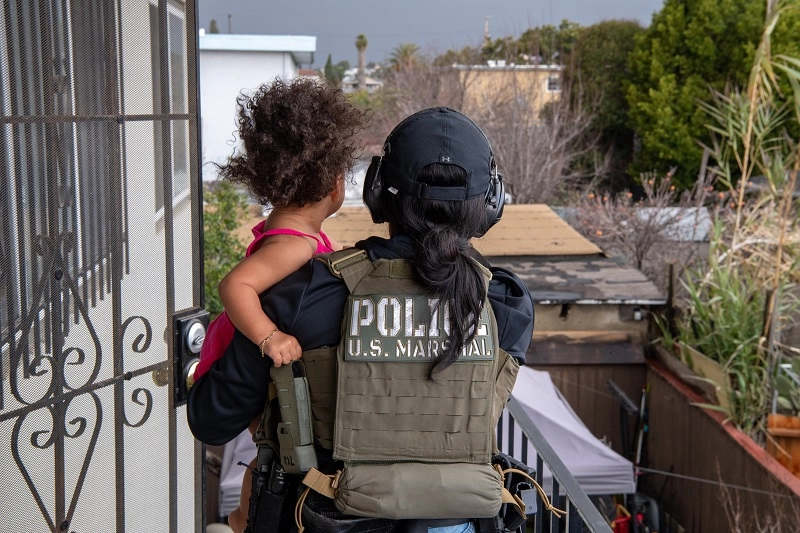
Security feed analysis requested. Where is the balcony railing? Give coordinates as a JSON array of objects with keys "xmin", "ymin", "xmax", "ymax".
[{"xmin": 502, "ymin": 396, "xmax": 613, "ymax": 533}]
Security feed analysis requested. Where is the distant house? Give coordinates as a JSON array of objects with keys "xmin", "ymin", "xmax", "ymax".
[
  {"xmin": 299, "ymin": 68, "xmax": 324, "ymax": 81},
  {"xmin": 451, "ymin": 62, "xmax": 563, "ymax": 121},
  {"xmin": 198, "ymin": 32, "xmax": 316, "ymax": 180},
  {"xmin": 341, "ymin": 66, "xmax": 384, "ymax": 93},
  {"xmin": 341, "ymin": 75, "xmax": 384, "ymax": 93}
]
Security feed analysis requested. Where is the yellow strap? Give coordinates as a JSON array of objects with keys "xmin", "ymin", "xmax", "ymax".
[
  {"xmin": 494, "ymin": 463, "xmax": 505, "ymax": 480},
  {"xmin": 295, "ymin": 486, "xmax": 311, "ymax": 533},
  {"xmin": 501, "ymin": 487, "xmax": 527, "ymax": 519},
  {"xmin": 502, "ymin": 467, "xmax": 567, "ymax": 519},
  {"xmin": 301, "ymin": 467, "xmax": 337, "ymax": 499},
  {"xmin": 296, "ymin": 468, "xmax": 341, "ymax": 532},
  {"xmin": 501, "ymin": 486, "xmax": 517, "ymax": 505}
]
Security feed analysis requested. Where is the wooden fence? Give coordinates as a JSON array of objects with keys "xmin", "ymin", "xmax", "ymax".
[
  {"xmin": 531, "ymin": 349, "xmax": 800, "ymax": 532},
  {"xmin": 639, "ymin": 356, "xmax": 800, "ymax": 531}
]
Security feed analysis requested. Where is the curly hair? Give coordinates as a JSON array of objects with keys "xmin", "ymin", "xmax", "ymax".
[{"xmin": 216, "ymin": 77, "xmax": 369, "ymax": 208}]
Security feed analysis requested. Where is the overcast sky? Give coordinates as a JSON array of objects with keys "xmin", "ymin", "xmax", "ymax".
[{"xmin": 197, "ymin": 0, "xmax": 665, "ymax": 68}]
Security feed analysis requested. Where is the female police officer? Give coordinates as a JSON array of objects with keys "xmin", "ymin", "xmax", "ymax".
[{"xmin": 187, "ymin": 107, "xmax": 534, "ymax": 532}]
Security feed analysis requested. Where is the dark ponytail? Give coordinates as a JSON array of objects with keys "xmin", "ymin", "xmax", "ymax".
[{"xmin": 382, "ymin": 163, "xmax": 487, "ymax": 374}]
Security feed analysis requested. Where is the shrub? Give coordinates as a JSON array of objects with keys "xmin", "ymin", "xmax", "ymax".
[{"xmin": 202, "ymin": 181, "xmax": 249, "ymax": 318}]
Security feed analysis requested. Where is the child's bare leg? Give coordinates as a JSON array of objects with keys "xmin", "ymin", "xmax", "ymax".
[
  {"xmin": 228, "ymin": 456, "xmax": 256, "ymax": 533},
  {"xmin": 229, "ymin": 418, "xmax": 261, "ymax": 533},
  {"xmin": 248, "ymin": 416, "xmax": 260, "ymax": 436}
]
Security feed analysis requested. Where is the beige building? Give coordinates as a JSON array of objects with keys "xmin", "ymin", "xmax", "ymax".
[{"xmin": 452, "ymin": 62, "xmax": 563, "ymax": 122}]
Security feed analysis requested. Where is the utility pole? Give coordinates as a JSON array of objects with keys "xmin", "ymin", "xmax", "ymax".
[
  {"xmin": 483, "ymin": 16, "xmax": 491, "ymax": 45},
  {"xmin": 227, "ymin": 13, "xmax": 232, "ymax": 34}
]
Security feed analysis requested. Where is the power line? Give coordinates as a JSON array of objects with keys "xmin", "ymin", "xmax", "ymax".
[
  {"xmin": 551, "ymin": 377, "xmax": 620, "ymax": 402},
  {"xmin": 638, "ymin": 467, "xmax": 794, "ymax": 498}
]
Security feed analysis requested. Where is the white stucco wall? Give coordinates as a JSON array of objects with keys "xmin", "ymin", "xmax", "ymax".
[{"xmin": 198, "ymin": 35, "xmax": 316, "ymax": 181}]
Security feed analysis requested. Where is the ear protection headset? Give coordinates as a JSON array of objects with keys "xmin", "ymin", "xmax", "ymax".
[{"xmin": 363, "ymin": 108, "xmax": 505, "ymax": 238}]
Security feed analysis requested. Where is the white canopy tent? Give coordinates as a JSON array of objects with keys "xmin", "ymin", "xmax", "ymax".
[{"xmin": 499, "ymin": 367, "xmax": 636, "ymax": 495}]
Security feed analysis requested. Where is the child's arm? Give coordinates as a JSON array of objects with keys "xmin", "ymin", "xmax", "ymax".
[{"xmin": 218, "ymin": 235, "xmax": 315, "ymax": 367}]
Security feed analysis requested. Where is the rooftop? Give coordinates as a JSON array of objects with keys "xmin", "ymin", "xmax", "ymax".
[
  {"xmin": 235, "ymin": 204, "xmax": 664, "ymax": 306},
  {"xmin": 319, "ymin": 205, "xmax": 665, "ymax": 306},
  {"xmin": 198, "ymin": 33, "xmax": 316, "ymax": 65},
  {"xmin": 320, "ymin": 204, "xmax": 601, "ymax": 257}
]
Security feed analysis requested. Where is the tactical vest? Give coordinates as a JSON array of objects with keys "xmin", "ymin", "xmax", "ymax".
[{"xmin": 261, "ymin": 249, "xmax": 522, "ymax": 523}]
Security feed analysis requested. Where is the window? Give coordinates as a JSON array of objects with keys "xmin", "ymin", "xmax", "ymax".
[
  {"xmin": 151, "ymin": 1, "xmax": 190, "ymax": 214},
  {"xmin": 547, "ymin": 74, "xmax": 561, "ymax": 93},
  {"xmin": 0, "ymin": 1, "xmax": 122, "ymax": 345}
]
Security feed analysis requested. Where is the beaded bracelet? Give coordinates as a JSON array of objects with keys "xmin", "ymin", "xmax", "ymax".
[{"xmin": 259, "ymin": 328, "xmax": 279, "ymax": 357}]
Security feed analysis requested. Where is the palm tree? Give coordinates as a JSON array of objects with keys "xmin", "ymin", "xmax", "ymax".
[
  {"xmin": 389, "ymin": 43, "xmax": 421, "ymax": 71},
  {"xmin": 355, "ymin": 34, "xmax": 368, "ymax": 90}
]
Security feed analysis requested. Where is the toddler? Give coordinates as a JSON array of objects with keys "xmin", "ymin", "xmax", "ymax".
[{"xmin": 194, "ymin": 77, "xmax": 368, "ymax": 533}]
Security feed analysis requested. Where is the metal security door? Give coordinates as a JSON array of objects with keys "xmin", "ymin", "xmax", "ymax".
[{"xmin": 0, "ymin": 1, "xmax": 205, "ymax": 531}]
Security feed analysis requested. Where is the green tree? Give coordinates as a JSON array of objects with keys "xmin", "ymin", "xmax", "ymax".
[
  {"xmin": 355, "ymin": 34, "xmax": 368, "ymax": 90},
  {"xmin": 334, "ymin": 60, "xmax": 350, "ymax": 83},
  {"xmin": 626, "ymin": 0, "xmax": 800, "ymax": 188},
  {"xmin": 388, "ymin": 43, "xmax": 421, "ymax": 71},
  {"xmin": 517, "ymin": 19, "xmax": 581, "ymax": 64},
  {"xmin": 658, "ymin": 0, "xmax": 800, "ymax": 436},
  {"xmin": 554, "ymin": 19, "xmax": 582, "ymax": 62},
  {"xmin": 481, "ymin": 35, "xmax": 516, "ymax": 61},
  {"xmin": 433, "ymin": 45, "xmax": 482, "ymax": 67},
  {"xmin": 323, "ymin": 54, "xmax": 340, "ymax": 87},
  {"xmin": 208, "ymin": 19, "xmax": 220, "ymax": 34},
  {"xmin": 202, "ymin": 181, "xmax": 248, "ymax": 317},
  {"xmin": 441, "ymin": 20, "xmax": 581, "ymax": 65},
  {"xmin": 568, "ymin": 20, "xmax": 644, "ymax": 188}
]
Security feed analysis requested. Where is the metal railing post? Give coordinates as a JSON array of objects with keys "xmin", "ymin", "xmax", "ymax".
[{"xmin": 505, "ymin": 396, "xmax": 613, "ymax": 532}]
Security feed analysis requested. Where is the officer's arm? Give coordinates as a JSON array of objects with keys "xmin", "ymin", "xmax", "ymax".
[
  {"xmin": 488, "ymin": 266, "xmax": 534, "ymax": 364},
  {"xmin": 186, "ymin": 330, "xmax": 269, "ymax": 445}
]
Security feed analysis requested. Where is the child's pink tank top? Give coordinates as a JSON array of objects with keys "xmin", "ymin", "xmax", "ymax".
[{"xmin": 194, "ymin": 221, "xmax": 334, "ymax": 379}]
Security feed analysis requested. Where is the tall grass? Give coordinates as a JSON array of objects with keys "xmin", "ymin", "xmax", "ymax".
[
  {"xmin": 664, "ymin": 0, "xmax": 800, "ymax": 436},
  {"xmin": 674, "ymin": 221, "xmax": 771, "ymax": 433}
]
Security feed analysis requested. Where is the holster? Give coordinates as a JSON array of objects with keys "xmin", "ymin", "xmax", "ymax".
[
  {"xmin": 243, "ymin": 445, "xmax": 296, "ymax": 533},
  {"xmin": 244, "ymin": 389, "xmax": 301, "ymax": 533}
]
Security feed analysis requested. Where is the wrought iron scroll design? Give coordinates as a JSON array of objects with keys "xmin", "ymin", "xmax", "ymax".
[
  {"xmin": 1, "ymin": 0, "xmax": 200, "ymax": 531},
  {"xmin": 121, "ymin": 316, "xmax": 154, "ymax": 429},
  {"xmin": 8, "ymin": 234, "xmax": 102, "ymax": 405},
  {"xmin": 121, "ymin": 315, "xmax": 153, "ymax": 355},
  {"xmin": 2, "ymin": 239, "xmax": 156, "ymax": 531},
  {"xmin": 11, "ymin": 394, "xmax": 102, "ymax": 532}
]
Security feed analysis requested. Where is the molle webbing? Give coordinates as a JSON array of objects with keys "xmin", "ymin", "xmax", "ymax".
[
  {"xmin": 299, "ymin": 347, "xmax": 518, "ymax": 456},
  {"xmin": 323, "ymin": 248, "xmax": 372, "ymax": 292},
  {"xmin": 327, "ymin": 250, "xmax": 500, "ymax": 464},
  {"xmin": 335, "ymin": 357, "xmax": 496, "ymax": 462}
]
